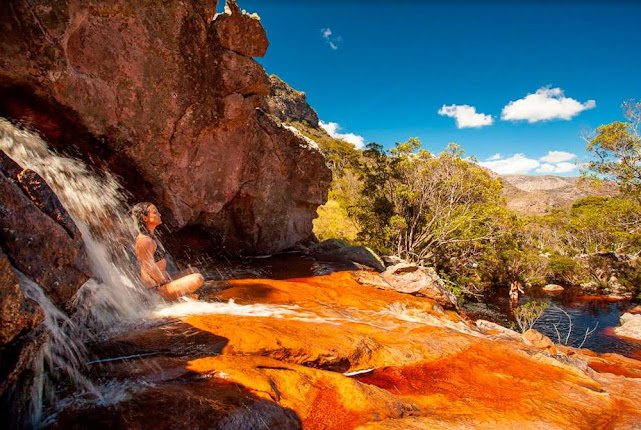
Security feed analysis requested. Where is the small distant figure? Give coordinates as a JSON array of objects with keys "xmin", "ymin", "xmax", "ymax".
[
  {"xmin": 132, "ymin": 202, "xmax": 204, "ymax": 300},
  {"xmin": 509, "ymin": 280, "xmax": 524, "ymax": 308}
]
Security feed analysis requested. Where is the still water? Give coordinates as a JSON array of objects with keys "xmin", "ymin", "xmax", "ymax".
[{"xmin": 463, "ymin": 286, "xmax": 641, "ymax": 358}]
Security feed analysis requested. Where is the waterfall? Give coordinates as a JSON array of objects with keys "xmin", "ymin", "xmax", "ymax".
[
  {"xmin": 0, "ymin": 118, "xmax": 156, "ymax": 424},
  {"xmin": 0, "ymin": 118, "xmax": 153, "ymax": 328},
  {"xmin": 17, "ymin": 273, "xmax": 98, "ymax": 426}
]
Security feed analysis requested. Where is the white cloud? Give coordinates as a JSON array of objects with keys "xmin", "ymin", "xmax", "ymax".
[
  {"xmin": 535, "ymin": 161, "xmax": 577, "ymax": 174},
  {"xmin": 501, "ymin": 87, "xmax": 596, "ymax": 123},
  {"xmin": 479, "ymin": 151, "xmax": 579, "ymax": 175},
  {"xmin": 478, "ymin": 154, "xmax": 540, "ymax": 175},
  {"xmin": 539, "ymin": 150, "xmax": 577, "ymax": 163},
  {"xmin": 321, "ymin": 28, "xmax": 342, "ymax": 50},
  {"xmin": 438, "ymin": 104, "xmax": 493, "ymax": 128},
  {"xmin": 319, "ymin": 120, "xmax": 365, "ymax": 149}
]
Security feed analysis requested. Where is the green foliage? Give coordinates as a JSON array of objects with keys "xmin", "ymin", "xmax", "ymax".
[
  {"xmin": 356, "ymin": 140, "xmax": 505, "ymax": 266},
  {"xmin": 513, "ymin": 301, "xmax": 549, "ymax": 333},
  {"xmin": 288, "ymin": 120, "xmax": 361, "ymax": 175},
  {"xmin": 313, "ymin": 195, "xmax": 360, "ymax": 242},
  {"xmin": 293, "ymin": 120, "xmax": 364, "ymax": 243},
  {"xmin": 567, "ymin": 196, "xmax": 641, "ymax": 254},
  {"xmin": 547, "ymin": 255, "xmax": 583, "ymax": 285},
  {"xmin": 585, "ymin": 99, "xmax": 641, "ymax": 201},
  {"xmin": 306, "ymin": 102, "xmax": 641, "ymax": 298}
]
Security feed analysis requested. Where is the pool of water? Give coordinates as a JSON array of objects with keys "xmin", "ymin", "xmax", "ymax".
[{"xmin": 463, "ymin": 286, "xmax": 641, "ymax": 358}]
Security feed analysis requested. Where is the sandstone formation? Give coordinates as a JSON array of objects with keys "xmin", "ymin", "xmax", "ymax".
[
  {"xmin": 0, "ymin": 150, "xmax": 90, "ymax": 428},
  {"xmin": 266, "ymin": 75, "xmax": 321, "ymax": 127},
  {"xmin": 0, "ymin": 151, "xmax": 90, "ymax": 308},
  {"xmin": 0, "ymin": 0, "xmax": 331, "ymax": 254},
  {"xmin": 55, "ymin": 270, "xmax": 641, "ymax": 428}
]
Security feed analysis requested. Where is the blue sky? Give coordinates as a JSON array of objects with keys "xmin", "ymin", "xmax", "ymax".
[{"xmin": 239, "ymin": 1, "xmax": 641, "ymax": 175}]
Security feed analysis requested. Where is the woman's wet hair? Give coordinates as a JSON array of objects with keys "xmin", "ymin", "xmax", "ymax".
[{"xmin": 132, "ymin": 202, "xmax": 154, "ymax": 233}]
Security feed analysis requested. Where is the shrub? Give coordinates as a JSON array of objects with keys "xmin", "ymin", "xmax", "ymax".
[
  {"xmin": 547, "ymin": 255, "xmax": 583, "ymax": 285},
  {"xmin": 513, "ymin": 301, "xmax": 549, "ymax": 333}
]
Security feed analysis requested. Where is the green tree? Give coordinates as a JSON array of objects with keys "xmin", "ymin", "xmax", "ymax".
[
  {"xmin": 585, "ymin": 99, "xmax": 641, "ymax": 201},
  {"xmin": 356, "ymin": 139, "xmax": 508, "ymax": 288}
]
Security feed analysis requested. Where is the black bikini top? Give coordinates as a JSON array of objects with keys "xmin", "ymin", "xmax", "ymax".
[{"xmin": 142, "ymin": 231, "xmax": 166, "ymax": 262}]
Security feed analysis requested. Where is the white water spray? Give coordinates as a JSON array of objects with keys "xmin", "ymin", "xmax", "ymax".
[
  {"xmin": 1, "ymin": 118, "xmax": 152, "ymax": 424},
  {"xmin": 0, "ymin": 118, "xmax": 150, "ymax": 329},
  {"xmin": 17, "ymin": 273, "xmax": 99, "ymax": 425}
]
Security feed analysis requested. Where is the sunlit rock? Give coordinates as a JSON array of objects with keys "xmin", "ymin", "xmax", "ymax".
[
  {"xmin": 522, "ymin": 329, "xmax": 558, "ymax": 355},
  {"xmin": 543, "ymin": 283, "xmax": 564, "ymax": 292},
  {"xmin": 614, "ymin": 312, "xmax": 641, "ymax": 341},
  {"xmin": 380, "ymin": 263, "xmax": 459, "ymax": 309}
]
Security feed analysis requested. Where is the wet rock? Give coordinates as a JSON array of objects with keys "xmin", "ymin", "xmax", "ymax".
[
  {"xmin": 543, "ymin": 284, "xmax": 564, "ymax": 292},
  {"xmin": 184, "ymin": 272, "xmax": 475, "ymax": 371},
  {"xmin": 266, "ymin": 75, "xmax": 320, "ymax": 127},
  {"xmin": 0, "ymin": 0, "xmax": 331, "ymax": 255},
  {"xmin": 380, "ymin": 263, "xmax": 458, "ymax": 309},
  {"xmin": 188, "ymin": 355, "xmax": 414, "ymax": 429},
  {"xmin": 16, "ymin": 169, "xmax": 80, "ymax": 240},
  {"xmin": 44, "ymin": 270, "xmax": 641, "ymax": 428},
  {"xmin": 0, "ymin": 249, "xmax": 43, "ymax": 345},
  {"xmin": 50, "ymin": 376, "xmax": 301, "ymax": 430},
  {"xmin": 522, "ymin": 329, "xmax": 558, "ymax": 355},
  {"xmin": 614, "ymin": 312, "xmax": 641, "ymax": 341},
  {"xmin": 0, "ymin": 153, "xmax": 90, "ymax": 308}
]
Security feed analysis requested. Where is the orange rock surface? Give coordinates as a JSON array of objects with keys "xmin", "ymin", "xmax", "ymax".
[{"xmin": 179, "ymin": 271, "xmax": 641, "ymax": 429}]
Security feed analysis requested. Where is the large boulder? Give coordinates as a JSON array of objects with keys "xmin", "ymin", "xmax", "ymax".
[
  {"xmin": 380, "ymin": 263, "xmax": 459, "ymax": 309},
  {"xmin": 308, "ymin": 239, "xmax": 386, "ymax": 272},
  {"xmin": 475, "ymin": 319, "xmax": 521, "ymax": 341},
  {"xmin": 542, "ymin": 284, "xmax": 564, "ymax": 293},
  {"xmin": 0, "ymin": 0, "xmax": 331, "ymax": 255},
  {"xmin": 614, "ymin": 312, "xmax": 641, "ymax": 341},
  {"xmin": 0, "ymin": 151, "xmax": 90, "ymax": 309}
]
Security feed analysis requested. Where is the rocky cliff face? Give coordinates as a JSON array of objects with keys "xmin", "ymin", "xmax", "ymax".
[
  {"xmin": 0, "ymin": 0, "xmax": 331, "ymax": 254},
  {"xmin": 502, "ymin": 175, "xmax": 619, "ymax": 215},
  {"xmin": 266, "ymin": 75, "xmax": 320, "ymax": 127}
]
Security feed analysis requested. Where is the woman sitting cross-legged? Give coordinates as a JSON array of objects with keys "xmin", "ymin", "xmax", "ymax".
[{"xmin": 132, "ymin": 202, "xmax": 204, "ymax": 300}]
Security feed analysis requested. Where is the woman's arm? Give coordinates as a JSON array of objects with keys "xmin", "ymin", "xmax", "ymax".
[{"xmin": 135, "ymin": 235, "xmax": 168, "ymax": 286}]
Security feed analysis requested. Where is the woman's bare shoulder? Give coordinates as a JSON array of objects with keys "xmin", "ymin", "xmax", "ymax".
[{"xmin": 135, "ymin": 233, "xmax": 156, "ymax": 249}]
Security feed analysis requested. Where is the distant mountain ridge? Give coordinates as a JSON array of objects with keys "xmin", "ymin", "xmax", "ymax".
[{"xmin": 501, "ymin": 175, "xmax": 620, "ymax": 215}]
